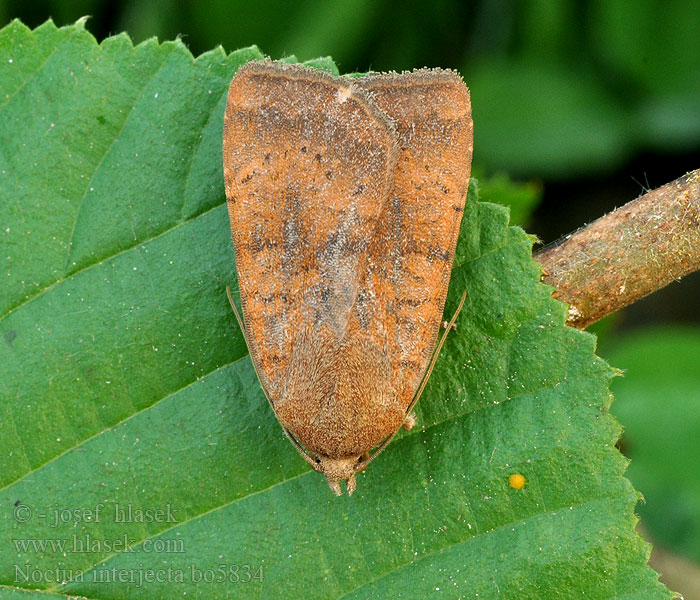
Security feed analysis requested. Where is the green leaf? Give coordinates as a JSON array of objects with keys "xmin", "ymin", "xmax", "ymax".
[
  {"xmin": 470, "ymin": 168, "xmax": 542, "ymax": 227},
  {"xmin": 0, "ymin": 19, "xmax": 672, "ymax": 599},
  {"xmin": 608, "ymin": 327, "xmax": 700, "ymax": 565}
]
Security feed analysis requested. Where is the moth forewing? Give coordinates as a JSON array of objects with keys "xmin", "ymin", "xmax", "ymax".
[{"xmin": 223, "ymin": 61, "xmax": 473, "ymax": 495}]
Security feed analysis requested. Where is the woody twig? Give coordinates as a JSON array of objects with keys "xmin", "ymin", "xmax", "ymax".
[{"xmin": 534, "ymin": 169, "xmax": 700, "ymax": 329}]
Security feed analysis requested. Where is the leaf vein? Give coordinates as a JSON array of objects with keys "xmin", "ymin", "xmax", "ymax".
[
  {"xmin": 0, "ymin": 356, "xmax": 246, "ymax": 494},
  {"xmin": 61, "ymin": 55, "xmax": 174, "ymax": 276},
  {"xmin": 335, "ymin": 496, "xmax": 615, "ymax": 599},
  {"xmin": 0, "ymin": 202, "xmax": 224, "ymax": 326},
  {"xmin": 0, "ymin": 27, "xmax": 78, "ymax": 113}
]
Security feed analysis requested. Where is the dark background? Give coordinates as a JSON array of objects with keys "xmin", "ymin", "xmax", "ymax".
[{"xmin": 3, "ymin": 1, "xmax": 700, "ymax": 594}]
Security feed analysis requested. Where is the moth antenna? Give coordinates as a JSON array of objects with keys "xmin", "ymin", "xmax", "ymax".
[
  {"xmin": 361, "ymin": 432, "xmax": 398, "ymax": 468},
  {"xmin": 226, "ymin": 285, "xmax": 275, "ymax": 409},
  {"xmin": 359, "ymin": 291, "xmax": 467, "ymax": 471},
  {"xmin": 405, "ymin": 289, "xmax": 467, "ymax": 416},
  {"xmin": 282, "ymin": 428, "xmax": 318, "ymax": 469},
  {"xmin": 228, "ymin": 286, "xmax": 318, "ymax": 471},
  {"xmin": 226, "ymin": 285, "xmax": 247, "ymax": 335}
]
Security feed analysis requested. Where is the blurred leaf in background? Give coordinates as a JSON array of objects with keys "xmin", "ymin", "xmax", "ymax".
[
  {"xmin": 608, "ymin": 328, "xmax": 700, "ymax": 564},
  {"xmin": 607, "ymin": 327, "xmax": 700, "ymax": 597}
]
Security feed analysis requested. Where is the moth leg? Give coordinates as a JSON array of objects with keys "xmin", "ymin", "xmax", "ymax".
[
  {"xmin": 404, "ymin": 290, "xmax": 468, "ymax": 417},
  {"xmin": 402, "ymin": 412, "xmax": 416, "ymax": 430},
  {"xmin": 441, "ymin": 320, "xmax": 458, "ymax": 331},
  {"xmin": 346, "ymin": 475, "xmax": 357, "ymax": 496}
]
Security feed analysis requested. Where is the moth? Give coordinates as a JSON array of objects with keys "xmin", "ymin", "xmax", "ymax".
[{"xmin": 223, "ymin": 60, "xmax": 473, "ymax": 495}]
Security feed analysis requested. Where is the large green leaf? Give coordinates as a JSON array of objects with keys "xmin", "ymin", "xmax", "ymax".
[{"xmin": 0, "ymin": 19, "xmax": 672, "ymax": 599}]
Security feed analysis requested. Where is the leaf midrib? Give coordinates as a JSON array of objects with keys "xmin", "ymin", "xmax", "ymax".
[{"xmin": 0, "ymin": 200, "xmax": 224, "ymax": 326}]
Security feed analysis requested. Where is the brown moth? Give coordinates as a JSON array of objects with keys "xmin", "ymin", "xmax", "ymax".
[{"xmin": 222, "ymin": 60, "xmax": 473, "ymax": 495}]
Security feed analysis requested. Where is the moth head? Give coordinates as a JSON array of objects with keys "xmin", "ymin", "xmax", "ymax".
[
  {"xmin": 311, "ymin": 455, "xmax": 367, "ymax": 496},
  {"xmin": 282, "ymin": 429, "xmax": 377, "ymax": 496}
]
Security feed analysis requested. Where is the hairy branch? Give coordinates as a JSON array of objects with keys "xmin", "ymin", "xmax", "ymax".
[{"xmin": 534, "ymin": 169, "xmax": 700, "ymax": 329}]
